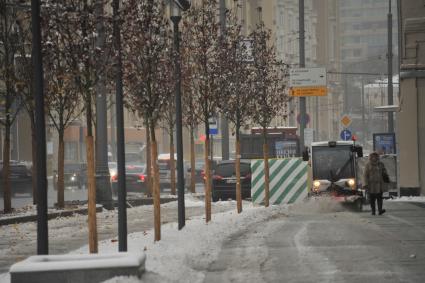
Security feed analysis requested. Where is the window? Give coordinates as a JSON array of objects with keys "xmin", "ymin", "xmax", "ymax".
[{"xmin": 65, "ymin": 142, "xmax": 78, "ymax": 161}]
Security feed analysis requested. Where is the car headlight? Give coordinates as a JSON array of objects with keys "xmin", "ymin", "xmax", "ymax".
[
  {"xmin": 347, "ymin": 179, "xmax": 355, "ymax": 187},
  {"xmin": 313, "ymin": 180, "xmax": 321, "ymax": 188}
]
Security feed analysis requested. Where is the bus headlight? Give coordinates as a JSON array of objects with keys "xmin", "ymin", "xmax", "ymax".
[{"xmin": 347, "ymin": 179, "xmax": 355, "ymax": 188}]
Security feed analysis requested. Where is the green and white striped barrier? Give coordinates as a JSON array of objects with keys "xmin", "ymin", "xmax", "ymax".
[{"xmin": 251, "ymin": 158, "xmax": 309, "ymax": 205}]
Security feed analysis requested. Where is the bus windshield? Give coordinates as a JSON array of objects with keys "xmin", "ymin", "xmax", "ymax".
[{"xmin": 312, "ymin": 146, "xmax": 353, "ymax": 181}]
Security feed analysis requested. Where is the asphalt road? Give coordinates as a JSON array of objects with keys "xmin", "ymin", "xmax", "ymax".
[{"xmin": 203, "ymin": 200, "xmax": 425, "ymax": 283}]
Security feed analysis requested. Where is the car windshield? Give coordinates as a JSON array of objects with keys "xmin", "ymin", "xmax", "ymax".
[
  {"xmin": 64, "ymin": 164, "xmax": 82, "ymax": 172},
  {"xmin": 312, "ymin": 146, "xmax": 353, "ymax": 181},
  {"xmin": 195, "ymin": 162, "xmax": 204, "ymax": 170},
  {"xmin": 126, "ymin": 165, "xmax": 145, "ymax": 173},
  {"xmin": 214, "ymin": 163, "xmax": 250, "ymax": 177},
  {"xmin": 158, "ymin": 161, "xmax": 170, "ymax": 171}
]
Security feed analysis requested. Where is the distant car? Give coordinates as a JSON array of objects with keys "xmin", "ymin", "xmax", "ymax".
[
  {"xmin": 54, "ymin": 163, "xmax": 87, "ymax": 190},
  {"xmin": 211, "ymin": 160, "xmax": 251, "ymax": 202},
  {"xmin": 158, "ymin": 155, "xmax": 190, "ymax": 192},
  {"xmin": 0, "ymin": 161, "xmax": 33, "ymax": 196},
  {"xmin": 111, "ymin": 163, "xmax": 148, "ymax": 195}
]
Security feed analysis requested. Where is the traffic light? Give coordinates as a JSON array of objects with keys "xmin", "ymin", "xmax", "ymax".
[{"xmin": 173, "ymin": 0, "xmax": 191, "ymax": 11}]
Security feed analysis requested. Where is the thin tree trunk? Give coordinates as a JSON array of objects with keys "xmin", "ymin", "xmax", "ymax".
[
  {"xmin": 190, "ymin": 127, "xmax": 196, "ymax": 193},
  {"xmin": 204, "ymin": 136, "xmax": 211, "ymax": 222},
  {"xmin": 235, "ymin": 136, "xmax": 242, "ymax": 213},
  {"xmin": 146, "ymin": 124, "xmax": 152, "ymax": 197},
  {"xmin": 2, "ymin": 124, "xmax": 11, "ymax": 213},
  {"xmin": 150, "ymin": 125, "xmax": 161, "ymax": 241},
  {"xmin": 263, "ymin": 129, "xmax": 270, "ymax": 207},
  {"xmin": 170, "ymin": 132, "xmax": 176, "ymax": 195},
  {"xmin": 86, "ymin": 135, "xmax": 98, "ymax": 253},
  {"xmin": 57, "ymin": 130, "xmax": 65, "ymax": 208},
  {"xmin": 30, "ymin": 119, "xmax": 37, "ymax": 205}
]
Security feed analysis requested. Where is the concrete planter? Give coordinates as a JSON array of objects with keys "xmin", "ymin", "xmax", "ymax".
[{"xmin": 10, "ymin": 252, "xmax": 146, "ymax": 283}]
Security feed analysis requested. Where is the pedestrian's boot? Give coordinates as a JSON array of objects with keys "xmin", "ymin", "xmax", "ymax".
[
  {"xmin": 379, "ymin": 209, "xmax": 386, "ymax": 215},
  {"xmin": 371, "ymin": 210, "xmax": 376, "ymax": 215}
]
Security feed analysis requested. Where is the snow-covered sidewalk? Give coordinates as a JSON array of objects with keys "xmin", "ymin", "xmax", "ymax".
[
  {"xmin": 94, "ymin": 203, "xmax": 287, "ymax": 283},
  {"xmin": 0, "ymin": 195, "xmax": 284, "ymax": 283}
]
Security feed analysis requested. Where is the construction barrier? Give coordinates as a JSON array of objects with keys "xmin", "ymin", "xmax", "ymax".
[{"xmin": 251, "ymin": 158, "xmax": 309, "ymax": 205}]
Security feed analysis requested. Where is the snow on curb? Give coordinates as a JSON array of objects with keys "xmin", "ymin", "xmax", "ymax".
[{"xmin": 388, "ymin": 196, "xmax": 425, "ymax": 203}]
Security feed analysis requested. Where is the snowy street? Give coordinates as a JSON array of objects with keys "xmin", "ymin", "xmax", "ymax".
[
  {"xmin": 1, "ymin": 198, "xmax": 425, "ymax": 283},
  {"xmin": 203, "ymin": 200, "xmax": 425, "ymax": 283}
]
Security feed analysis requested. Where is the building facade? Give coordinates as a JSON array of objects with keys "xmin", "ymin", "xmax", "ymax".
[{"xmin": 398, "ymin": 0, "xmax": 425, "ymax": 195}]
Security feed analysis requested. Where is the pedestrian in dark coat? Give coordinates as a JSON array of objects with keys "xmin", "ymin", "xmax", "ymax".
[{"xmin": 363, "ymin": 152, "xmax": 388, "ymax": 215}]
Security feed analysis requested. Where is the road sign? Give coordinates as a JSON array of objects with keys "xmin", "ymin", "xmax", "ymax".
[
  {"xmin": 208, "ymin": 118, "xmax": 218, "ymax": 135},
  {"xmin": 340, "ymin": 129, "xmax": 352, "ymax": 141},
  {"xmin": 289, "ymin": 67, "xmax": 327, "ymax": 97},
  {"xmin": 290, "ymin": 86, "xmax": 327, "ymax": 97},
  {"xmin": 297, "ymin": 113, "xmax": 310, "ymax": 125},
  {"xmin": 340, "ymin": 115, "xmax": 352, "ymax": 128},
  {"xmin": 304, "ymin": 128, "xmax": 314, "ymax": 147},
  {"xmin": 289, "ymin": 68, "xmax": 327, "ymax": 87}
]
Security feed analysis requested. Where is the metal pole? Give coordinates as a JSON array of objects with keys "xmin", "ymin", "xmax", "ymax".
[
  {"xmin": 95, "ymin": 0, "xmax": 113, "ymax": 208},
  {"xmin": 361, "ymin": 77, "xmax": 366, "ymax": 146},
  {"xmin": 113, "ymin": 0, "xmax": 127, "ymax": 252},
  {"xmin": 220, "ymin": 0, "xmax": 229, "ymax": 160},
  {"xmin": 171, "ymin": 14, "xmax": 185, "ymax": 230},
  {"xmin": 31, "ymin": 0, "xmax": 48, "ymax": 255},
  {"xmin": 387, "ymin": 0, "xmax": 394, "ymax": 133},
  {"xmin": 299, "ymin": 0, "xmax": 306, "ymax": 150}
]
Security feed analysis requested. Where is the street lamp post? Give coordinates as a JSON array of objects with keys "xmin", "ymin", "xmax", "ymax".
[
  {"xmin": 113, "ymin": 0, "xmax": 127, "ymax": 252},
  {"xmin": 31, "ymin": 0, "xmax": 48, "ymax": 255},
  {"xmin": 298, "ymin": 0, "xmax": 306, "ymax": 151},
  {"xmin": 387, "ymin": 0, "xmax": 394, "ymax": 133},
  {"xmin": 170, "ymin": 1, "xmax": 188, "ymax": 230}
]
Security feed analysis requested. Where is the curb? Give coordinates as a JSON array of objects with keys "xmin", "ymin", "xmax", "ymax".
[{"xmin": 0, "ymin": 197, "xmax": 177, "ymax": 226}]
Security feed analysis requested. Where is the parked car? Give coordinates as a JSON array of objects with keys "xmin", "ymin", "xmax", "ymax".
[
  {"xmin": 0, "ymin": 160, "xmax": 33, "ymax": 196},
  {"xmin": 211, "ymin": 160, "xmax": 251, "ymax": 202},
  {"xmin": 111, "ymin": 163, "xmax": 148, "ymax": 196},
  {"xmin": 157, "ymin": 154, "xmax": 190, "ymax": 192},
  {"xmin": 188, "ymin": 159, "xmax": 219, "ymax": 183},
  {"xmin": 54, "ymin": 163, "xmax": 87, "ymax": 190}
]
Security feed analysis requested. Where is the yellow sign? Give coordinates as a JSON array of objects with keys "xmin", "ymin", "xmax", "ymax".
[
  {"xmin": 290, "ymin": 86, "xmax": 327, "ymax": 97},
  {"xmin": 341, "ymin": 115, "xmax": 352, "ymax": 127}
]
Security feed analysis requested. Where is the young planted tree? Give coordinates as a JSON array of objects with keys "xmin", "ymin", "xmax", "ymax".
[
  {"xmin": 122, "ymin": 0, "xmax": 172, "ymax": 241},
  {"xmin": 162, "ymin": 94, "xmax": 177, "ymax": 196},
  {"xmin": 183, "ymin": 0, "xmax": 221, "ymax": 222},
  {"xmin": 0, "ymin": 1, "xmax": 26, "ymax": 213},
  {"xmin": 218, "ymin": 12, "xmax": 254, "ymax": 213},
  {"xmin": 42, "ymin": 3, "xmax": 82, "ymax": 208},
  {"xmin": 41, "ymin": 0, "xmax": 114, "ymax": 252},
  {"xmin": 181, "ymin": 17, "xmax": 200, "ymax": 194},
  {"xmin": 250, "ymin": 22, "xmax": 288, "ymax": 207}
]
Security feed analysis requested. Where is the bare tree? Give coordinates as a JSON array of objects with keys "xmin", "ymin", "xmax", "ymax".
[
  {"xmin": 161, "ymin": 93, "xmax": 177, "ymax": 196},
  {"xmin": 41, "ymin": 2, "xmax": 82, "ymax": 208},
  {"xmin": 122, "ymin": 0, "xmax": 172, "ymax": 241},
  {"xmin": 181, "ymin": 16, "xmax": 201, "ymax": 194},
  {"xmin": 41, "ymin": 0, "xmax": 114, "ymax": 252},
  {"xmin": 217, "ymin": 11, "xmax": 255, "ymax": 213},
  {"xmin": 0, "ymin": 1, "xmax": 27, "ymax": 213},
  {"xmin": 182, "ymin": 0, "xmax": 221, "ymax": 223},
  {"xmin": 250, "ymin": 22, "xmax": 289, "ymax": 207}
]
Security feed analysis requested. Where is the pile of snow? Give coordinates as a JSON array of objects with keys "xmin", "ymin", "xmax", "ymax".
[
  {"xmin": 68, "ymin": 204, "xmax": 288, "ymax": 283},
  {"xmin": 388, "ymin": 196, "xmax": 425, "ymax": 203}
]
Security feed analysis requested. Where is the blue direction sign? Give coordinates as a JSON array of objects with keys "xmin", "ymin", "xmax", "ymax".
[
  {"xmin": 208, "ymin": 118, "xmax": 218, "ymax": 135},
  {"xmin": 340, "ymin": 129, "xmax": 352, "ymax": 141}
]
